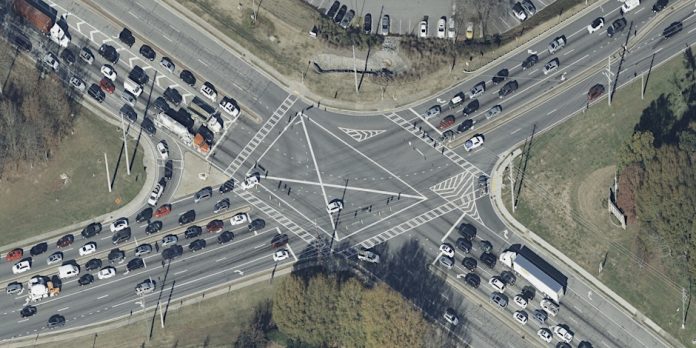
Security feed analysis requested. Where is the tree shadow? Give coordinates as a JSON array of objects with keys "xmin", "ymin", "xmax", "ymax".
[{"xmin": 634, "ymin": 94, "xmax": 676, "ymax": 147}]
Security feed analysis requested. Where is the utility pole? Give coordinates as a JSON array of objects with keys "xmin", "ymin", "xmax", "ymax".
[
  {"xmin": 120, "ymin": 114, "xmax": 130, "ymax": 175},
  {"xmin": 159, "ymin": 301, "xmax": 165, "ymax": 328},
  {"xmin": 641, "ymin": 72, "xmax": 644, "ymax": 100},
  {"xmin": 104, "ymin": 152, "xmax": 112, "ymax": 192},
  {"xmin": 352, "ymin": 45, "xmax": 359, "ymax": 94},
  {"xmin": 603, "ymin": 56, "xmax": 614, "ymax": 106},
  {"xmin": 509, "ymin": 154, "xmax": 516, "ymax": 213},
  {"xmin": 682, "ymin": 287, "xmax": 689, "ymax": 329}
]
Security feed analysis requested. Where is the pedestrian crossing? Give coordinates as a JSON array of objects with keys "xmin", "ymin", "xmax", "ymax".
[
  {"xmin": 224, "ymin": 95, "xmax": 297, "ymax": 176},
  {"xmin": 236, "ymin": 190, "xmax": 316, "ymax": 245}
]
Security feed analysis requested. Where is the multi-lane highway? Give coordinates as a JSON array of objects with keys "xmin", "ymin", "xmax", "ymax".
[{"xmin": 1, "ymin": 0, "xmax": 693, "ymax": 346}]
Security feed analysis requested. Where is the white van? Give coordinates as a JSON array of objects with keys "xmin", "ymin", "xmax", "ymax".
[
  {"xmin": 58, "ymin": 265, "xmax": 80, "ymax": 279},
  {"xmin": 147, "ymin": 183, "xmax": 164, "ymax": 206},
  {"xmin": 123, "ymin": 78, "xmax": 143, "ymax": 98}
]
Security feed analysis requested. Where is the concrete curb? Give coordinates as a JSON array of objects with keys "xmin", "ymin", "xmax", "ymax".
[
  {"xmin": 4, "ymin": 264, "xmax": 293, "ymax": 347},
  {"xmin": 489, "ymin": 149, "xmax": 684, "ymax": 348},
  {"xmin": 161, "ymin": 0, "xmax": 614, "ymax": 115},
  {"xmin": 0, "ymin": 99, "xmax": 156, "ymax": 256}
]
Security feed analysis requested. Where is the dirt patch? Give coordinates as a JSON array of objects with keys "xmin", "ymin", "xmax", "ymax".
[
  {"xmin": 174, "ymin": 151, "xmax": 229, "ymax": 199},
  {"xmin": 575, "ymin": 165, "xmax": 616, "ymax": 228}
]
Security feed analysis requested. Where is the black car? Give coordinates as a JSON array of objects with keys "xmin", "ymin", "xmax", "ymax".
[
  {"xmin": 652, "ymin": 0, "xmax": 668, "ymax": 12},
  {"xmin": 556, "ymin": 342, "xmax": 572, "ymax": 348},
  {"xmin": 607, "ymin": 18, "xmax": 627, "ymax": 37},
  {"xmin": 179, "ymin": 210, "xmax": 196, "ymax": 225},
  {"xmin": 163, "ymin": 87, "xmax": 182, "ymax": 105},
  {"xmin": 326, "ymin": 1, "xmax": 340, "ymax": 18},
  {"xmin": 164, "ymin": 160, "xmax": 173, "ymax": 181},
  {"xmin": 663, "ymin": 21, "xmax": 683, "ymax": 39},
  {"xmin": 112, "ymin": 228, "xmax": 132, "ymax": 245},
  {"xmin": 108, "ymin": 249, "xmax": 125, "ymax": 264},
  {"xmin": 271, "ymin": 234, "xmax": 289, "ymax": 248},
  {"xmin": 88, "ymin": 83, "xmax": 105, "ymax": 103},
  {"xmin": 161, "ymin": 245, "xmax": 184, "ymax": 260},
  {"xmin": 334, "ymin": 5, "xmax": 347, "ymax": 23},
  {"xmin": 213, "ymin": 198, "xmax": 231, "ymax": 213},
  {"xmin": 462, "ymin": 257, "xmax": 477, "ymax": 271},
  {"xmin": 364, "ymin": 13, "xmax": 372, "ymax": 34},
  {"xmin": 119, "ymin": 28, "xmax": 135, "ymax": 47},
  {"xmin": 498, "ymin": 80, "xmax": 518, "ymax": 98},
  {"xmin": 479, "ymin": 175, "xmax": 489, "ymax": 194},
  {"xmin": 464, "ymin": 273, "xmax": 480, "ymax": 288},
  {"xmin": 189, "ymin": 239, "xmax": 207, "ymax": 252},
  {"xmin": 153, "ymin": 96, "xmax": 170, "ymax": 112},
  {"xmin": 139, "ymin": 44, "xmax": 156, "ymax": 61},
  {"xmin": 492, "ymin": 68, "xmax": 509, "ymax": 84},
  {"xmin": 81, "ymin": 222, "xmax": 102, "ymax": 239},
  {"xmin": 462, "ymin": 100, "xmax": 479, "ymax": 116},
  {"xmin": 180, "ymin": 69, "xmax": 196, "ymax": 86},
  {"xmin": 217, "ymin": 231, "xmax": 235, "ymax": 244},
  {"xmin": 127, "ymin": 258, "xmax": 144, "ymax": 271},
  {"xmin": 521, "ymin": 54, "xmax": 538, "ymax": 70},
  {"xmin": 136, "ymin": 207, "xmax": 153, "ymax": 223},
  {"xmin": 78, "ymin": 274, "xmax": 94, "ymax": 286},
  {"xmin": 13, "ymin": 33, "xmax": 32, "ymax": 52},
  {"xmin": 128, "ymin": 65, "xmax": 149, "ymax": 85},
  {"xmin": 141, "ymin": 118, "xmax": 156, "ymax": 136},
  {"xmin": 184, "ymin": 225, "xmax": 203, "ymax": 239},
  {"xmin": 60, "ymin": 49, "xmax": 75, "ymax": 65},
  {"xmin": 30, "ymin": 242, "xmax": 48, "ymax": 256},
  {"xmin": 457, "ymin": 119, "xmax": 474, "ymax": 133},
  {"xmin": 47, "ymin": 314, "xmax": 65, "ymax": 328},
  {"xmin": 120, "ymin": 104, "xmax": 138, "ymax": 123},
  {"xmin": 455, "ymin": 238, "xmax": 472, "ymax": 253},
  {"xmin": 479, "ymin": 252, "xmax": 497, "ymax": 268},
  {"xmin": 458, "ymin": 223, "xmax": 477, "ymax": 240},
  {"xmin": 248, "ymin": 219, "xmax": 266, "ymax": 232},
  {"xmin": 500, "ymin": 271, "xmax": 517, "ymax": 285},
  {"xmin": 85, "ymin": 258, "xmax": 102, "ymax": 271},
  {"xmin": 98, "ymin": 44, "xmax": 119, "ymax": 64},
  {"xmin": 219, "ymin": 178, "xmax": 235, "ymax": 193},
  {"xmin": 145, "ymin": 221, "xmax": 163, "ymax": 235},
  {"xmin": 20, "ymin": 305, "xmax": 37, "ymax": 318}
]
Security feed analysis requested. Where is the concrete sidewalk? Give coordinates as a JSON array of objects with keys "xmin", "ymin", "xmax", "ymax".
[
  {"xmin": 0, "ymin": 101, "xmax": 157, "ymax": 253},
  {"xmin": 489, "ymin": 149, "xmax": 684, "ymax": 348}
]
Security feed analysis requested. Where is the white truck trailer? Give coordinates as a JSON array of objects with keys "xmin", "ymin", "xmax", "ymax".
[
  {"xmin": 155, "ymin": 111, "xmax": 193, "ymax": 146},
  {"xmin": 499, "ymin": 246, "xmax": 567, "ymax": 303}
]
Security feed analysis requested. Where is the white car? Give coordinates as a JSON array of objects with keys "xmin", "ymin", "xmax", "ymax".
[
  {"xmin": 469, "ymin": 82, "xmax": 486, "ymax": 99},
  {"xmin": 537, "ymin": 328, "xmax": 553, "ymax": 343},
  {"xmin": 447, "ymin": 17, "xmax": 456, "ymax": 39},
  {"xmin": 12, "ymin": 260, "xmax": 31, "ymax": 274},
  {"xmin": 439, "ymin": 243, "xmax": 455, "ymax": 258},
  {"xmin": 147, "ymin": 184, "xmax": 164, "ymax": 206},
  {"xmin": 553, "ymin": 325, "xmax": 574, "ymax": 343},
  {"xmin": 79, "ymin": 242, "xmax": 97, "ymax": 256},
  {"xmin": 230, "ymin": 212, "xmax": 250, "ymax": 225},
  {"xmin": 69, "ymin": 76, "xmax": 86, "ymax": 92},
  {"xmin": 273, "ymin": 249, "xmax": 290, "ymax": 262},
  {"xmin": 489, "ymin": 276, "xmax": 506, "ymax": 291},
  {"xmin": 241, "ymin": 174, "xmax": 260, "ymax": 190},
  {"xmin": 110, "ymin": 217, "xmax": 129, "ymax": 233},
  {"xmin": 97, "ymin": 266, "xmax": 116, "ymax": 280},
  {"xmin": 587, "ymin": 17, "xmax": 604, "ymax": 34},
  {"xmin": 437, "ymin": 17, "xmax": 446, "ymax": 38},
  {"xmin": 326, "ymin": 200, "xmax": 343, "ymax": 214},
  {"xmin": 443, "ymin": 308, "xmax": 459, "ymax": 325},
  {"xmin": 42, "ymin": 53, "xmax": 59, "ymax": 71},
  {"xmin": 540, "ymin": 299, "xmax": 560, "ymax": 316},
  {"xmin": 513, "ymin": 294, "xmax": 528, "ymax": 308},
  {"xmin": 156, "ymin": 140, "xmax": 169, "ymax": 160},
  {"xmin": 100, "ymin": 64, "xmax": 117, "ymax": 81},
  {"xmin": 357, "ymin": 250, "xmax": 380, "ymax": 263},
  {"xmin": 160, "ymin": 57, "xmax": 175, "ymax": 73},
  {"xmin": 513, "ymin": 310, "xmax": 528, "ymax": 325},
  {"xmin": 136, "ymin": 279, "xmax": 156, "ymax": 295},
  {"xmin": 200, "ymin": 82, "xmax": 217, "ymax": 102},
  {"xmin": 543, "ymin": 58, "xmax": 559, "ymax": 75},
  {"xmin": 512, "ymin": 2, "xmax": 527, "ymax": 21},
  {"xmin": 161, "ymin": 234, "xmax": 178, "ymax": 248},
  {"xmin": 419, "ymin": 20, "xmax": 428, "ymax": 38},
  {"xmin": 220, "ymin": 97, "xmax": 240, "ymax": 117},
  {"xmin": 47, "ymin": 252, "xmax": 63, "ymax": 265},
  {"xmin": 464, "ymin": 135, "xmax": 485, "ymax": 151}
]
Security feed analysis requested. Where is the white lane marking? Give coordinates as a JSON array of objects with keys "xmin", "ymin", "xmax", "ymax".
[
  {"xmin": 198, "ymin": 58, "xmax": 209, "ymax": 67},
  {"xmin": 563, "ymin": 48, "xmax": 576, "ymax": 56},
  {"xmin": 128, "ymin": 11, "xmax": 139, "ymax": 19},
  {"xmin": 57, "ymin": 307, "xmax": 69, "ymax": 312},
  {"xmin": 300, "ymin": 116, "xmax": 332, "ymax": 230},
  {"xmin": 174, "ymin": 269, "xmax": 188, "ymax": 275},
  {"xmin": 215, "ymin": 257, "xmax": 227, "ymax": 262},
  {"xmin": 546, "ymin": 109, "xmax": 557, "ymax": 115},
  {"xmin": 162, "ymin": 34, "xmax": 172, "ymax": 42},
  {"xmin": 264, "ymin": 176, "xmax": 424, "ymax": 199},
  {"xmin": 255, "ymin": 243, "xmax": 265, "ymax": 249},
  {"xmin": 510, "ymin": 128, "xmax": 521, "ymax": 135}
]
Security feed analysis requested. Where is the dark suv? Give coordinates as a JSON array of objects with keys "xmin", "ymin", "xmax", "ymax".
[
  {"xmin": 164, "ymin": 87, "xmax": 182, "ymax": 105},
  {"xmin": 458, "ymin": 223, "xmax": 477, "ymax": 240},
  {"xmin": 521, "ymin": 54, "xmax": 538, "ymax": 70},
  {"xmin": 88, "ymin": 84, "xmax": 105, "ymax": 103},
  {"xmin": 479, "ymin": 252, "xmax": 497, "ymax": 268},
  {"xmin": 119, "ymin": 28, "xmax": 135, "ymax": 47},
  {"xmin": 185, "ymin": 225, "xmax": 203, "ymax": 239},
  {"xmin": 112, "ymin": 228, "xmax": 132, "ymax": 245},
  {"xmin": 98, "ymin": 44, "xmax": 119, "ymax": 64},
  {"xmin": 492, "ymin": 68, "xmax": 508, "ymax": 84},
  {"xmin": 128, "ymin": 65, "xmax": 149, "ymax": 85},
  {"xmin": 464, "ymin": 273, "xmax": 480, "ymax": 288},
  {"xmin": 498, "ymin": 80, "xmax": 518, "ymax": 98},
  {"xmin": 462, "ymin": 100, "xmax": 479, "ymax": 117}
]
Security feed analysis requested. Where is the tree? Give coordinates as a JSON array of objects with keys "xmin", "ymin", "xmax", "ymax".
[{"xmin": 361, "ymin": 283, "xmax": 427, "ymax": 348}]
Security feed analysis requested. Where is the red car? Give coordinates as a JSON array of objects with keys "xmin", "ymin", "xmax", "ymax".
[
  {"xmin": 438, "ymin": 115, "xmax": 456, "ymax": 130},
  {"xmin": 154, "ymin": 204, "xmax": 172, "ymax": 218},
  {"xmin": 587, "ymin": 83, "xmax": 605, "ymax": 101},
  {"xmin": 57, "ymin": 234, "xmax": 75, "ymax": 248},
  {"xmin": 100, "ymin": 77, "xmax": 115, "ymax": 94},
  {"xmin": 206, "ymin": 219, "xmax": 225, "ymax": 233},
  {"xmin": 4, "ymin": 248, "xmax": 23, "ymax": 262}
]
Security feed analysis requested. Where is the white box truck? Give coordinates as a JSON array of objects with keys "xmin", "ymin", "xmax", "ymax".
[
  {"xmin": 58, "ymin": 264, "xmax": 79, "ymax": 279},
  {"xmin": 499, "ymin": 246, "xmax": 567, "ymax": 303}
]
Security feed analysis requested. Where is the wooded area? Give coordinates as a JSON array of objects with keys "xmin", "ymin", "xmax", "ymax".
[
  {"xmin": 617, "ymin": 48, "xmax": 696, "ymax": 283},
  {"xmin": 0, "ymin": 53, "xmax": 77, "ymax": 179}
]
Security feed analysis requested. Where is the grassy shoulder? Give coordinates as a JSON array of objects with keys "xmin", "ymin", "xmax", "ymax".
[
  {"xmin": 38, "ymin": 279, "xmax": 277, "ymax": 348},
  {"xmin": 0, "ymin": 111, "xmax": 145, "ymax": 245},
  {"xmin": 507, "ymin": 52, "xmax": 696, "ymax": 342}
]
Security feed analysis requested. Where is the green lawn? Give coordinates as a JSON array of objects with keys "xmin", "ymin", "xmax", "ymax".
[
  {"xmin": 0, "ymin": 111, "xmax": 145, "ymax": 246},
  {"xmin": 507, "ymin": 50, "xmax": 696, "ymax": 344},
  {"xmin": 38, "ymin": 280, "xmax": 277, "ymax": 348}
]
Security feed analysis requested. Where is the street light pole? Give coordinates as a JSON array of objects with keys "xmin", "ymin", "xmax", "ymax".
[
  {"xmin": 121, "ymin": 114, "xmax": 130, "ymax": 175},
  {"xmin": 104, "ymin": 152, "xmax": 112, "ymax": 193}
]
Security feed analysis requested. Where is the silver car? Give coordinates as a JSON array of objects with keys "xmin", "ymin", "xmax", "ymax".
[
  {"xmin": 438, "ymin": 256, "xmax": 454, "ymax": 269},
  {"xmin": 121, "ymin": 90, "xmax": 136, "ymax": 107},
  {"xmin": 468, "ymin": 81, "xmax": 486, "ymax": 99},
  {"xmin": 543, "ymin": 58, "xmax": 560, "ymax": 75},
  {"xmin": 69, "ymin": 76, "xmax": 86, "ymax": 92},
  {"xmin": 47, "ymin": 252, "xmax": 63, "ymax": 265},
  {"xmin": 6, "ymin": 282, "xmax": 23, "ymax": 295},
  {"xmin": 134, "ymin": 244, "xmax": 153, "ymax": 257},
  {"xmin": 490, "ymin": 292, "xmax": 508, "ymax": 308},
  {"xmin": 485, "ymin": 105, "xmax": 503, "ymax": 119},
  {"xmin": 161, "ymin": 234, "xmax": 178, "ymax": 248}
]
